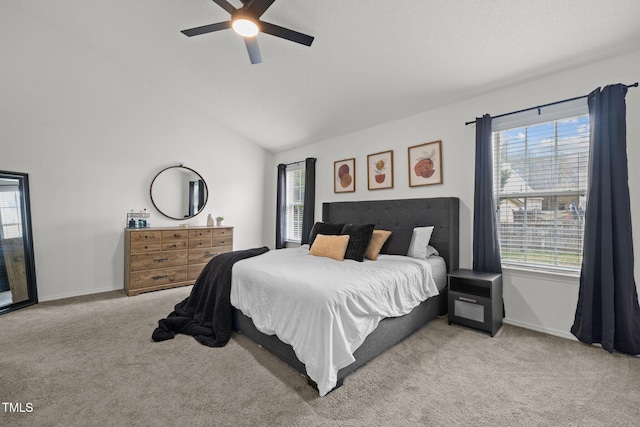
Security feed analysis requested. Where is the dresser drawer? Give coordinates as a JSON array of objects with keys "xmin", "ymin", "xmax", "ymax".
[
  {"xmin": 130, "ymin": 250, "xmax": 187, "ymax": 271},
  {"xmin": 188, "ymin": 246, "xmax": 232, "ymax": 264},
  {"xmin": 129, "ymin": 266, "xmax": 187, "ymax": 290},
  {"xmin": 130, "ymin": 241, "xmax": 162, "ymax": 254},
  {"xmin": 189, "ymin": 229, "xmax": 213, "ymax": 239},
  {"xmin": 161, "ymin": 240, "xmax": 188, "ymax": 251},
  {"xmin": 213, "ymin": 237, "xmax": 232, "ymax": 247},
  {"xmin": 161, "ymin": 230, "xmax": 189, "ymax": 242},
  {"xmin": 188, "ymin": 263, "xmax": 207, "ymax": 281},
  {"xmin": 129, "ymin": 231, "xmax": 162, "ymax": 243},
  {"xmin": 212, "ymin": 228, "xmax": 233, "ymax": 238},
  {"xmin": 189, "ymin": 238, "xmax": 212, "ymax": 249}
]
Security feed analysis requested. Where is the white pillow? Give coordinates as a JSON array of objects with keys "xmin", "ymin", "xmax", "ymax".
[
  {"xmin": 426, "ymin": 245, "xmax": 439, "ymax": 258},
  {"xmin": 407, "ymin": 226, "xmax": 434, "ymax": 259}
]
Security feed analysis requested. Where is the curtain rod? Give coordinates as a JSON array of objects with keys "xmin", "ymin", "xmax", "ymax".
[
  {"xmin": 283, "ymin": 157, "xmax": 316, "ymax": 167},
  {"xmin": 465, "ymin": 82, "xmax": 638, "ymax": 126}
]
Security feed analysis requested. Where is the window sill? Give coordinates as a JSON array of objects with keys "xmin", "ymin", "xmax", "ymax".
[{"xmin": 502, "ymin": 265, "xmax": 580, "ymax": 283}]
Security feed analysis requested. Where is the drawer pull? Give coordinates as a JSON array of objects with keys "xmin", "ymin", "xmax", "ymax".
[
  {"xmin": 154, "ymin": 258, "xmax": 169, "ymax": 263},
  {"xmin": 174, "ymin": 233, "xmax": 180, "ymax": 238},
  {"xmin": 220, "ymin": 240, "xmax": 225, "ymax": 244},
  {"xmin": 152, "ymin": 275, "xmax": 168, "ymax": 280},
  {"xmin": 459, "ymin": 296, "xmax": 478, "ymax": 304}
]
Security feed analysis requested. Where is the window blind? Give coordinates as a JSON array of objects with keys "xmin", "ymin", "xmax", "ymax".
[
  {"xmin": 0, "ymin": 189, "xmax": 22, "ymax": 239},
  {"xmin": 493, "ymin": 106, "xmax": 589, "ymax": 272},
  {"xmin": 285, "ymin": 165, "xmax": 305, "ymax": 242}
]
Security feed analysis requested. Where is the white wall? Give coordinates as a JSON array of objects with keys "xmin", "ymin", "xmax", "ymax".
[
  {"xmin": 270, "ymin": 49, "xmax": 640, "ymax": 339},
  {"xmin": 1, "ymin": 3, "xmax": 273, "ymax": 301}
]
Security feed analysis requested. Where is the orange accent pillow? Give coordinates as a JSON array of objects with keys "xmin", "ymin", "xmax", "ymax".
[
  {"xmin": 309, "ymin": 234, "xmax": 350, "ymax": 261},
  {"xmin": 365, "ymin": 230, "xmax": 392, "ymax": 260}
]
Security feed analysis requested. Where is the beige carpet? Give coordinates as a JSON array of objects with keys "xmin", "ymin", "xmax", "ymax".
[{"xmin": 1, "ymin": 287, "xmax": 639, "ymax": 427}]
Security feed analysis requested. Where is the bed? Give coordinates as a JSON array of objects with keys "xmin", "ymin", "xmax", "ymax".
[{"xmin": 231, "ymin": 197, "xmax": 460, "ymax": 395}]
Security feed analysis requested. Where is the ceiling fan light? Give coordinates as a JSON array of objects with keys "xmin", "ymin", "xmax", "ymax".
[{"xmin": 232, "ymin": 18, "xmax": 259, "ymax": 37}]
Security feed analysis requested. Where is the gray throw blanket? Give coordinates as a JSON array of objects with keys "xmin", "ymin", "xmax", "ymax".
[{"xmin": 152, "ymin": 246, "xmax": 269, "ymax": 347}]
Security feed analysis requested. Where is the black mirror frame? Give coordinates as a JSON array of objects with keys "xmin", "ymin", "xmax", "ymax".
[
  {"xmin": 0, "ymin": 170, "xmax": 38, "ymax": 315},
  {"xmin": 149, "ymin": 165, "xmax": 209, "ymax": 220}
]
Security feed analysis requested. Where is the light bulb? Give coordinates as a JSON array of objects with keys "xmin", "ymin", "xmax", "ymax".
[{"xmin": 232, "ymin": 18, "xmax": 259, "ymax": 37}]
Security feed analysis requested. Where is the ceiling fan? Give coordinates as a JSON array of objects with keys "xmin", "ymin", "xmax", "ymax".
[{"xmin": 181, "ymin": 0, "xmax": 314, "ymax": 64}]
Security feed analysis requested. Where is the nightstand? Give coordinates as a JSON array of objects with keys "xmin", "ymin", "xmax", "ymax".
[{"xmin": 447, "ymin": 268, "xmax": 503, "ymax": 336}]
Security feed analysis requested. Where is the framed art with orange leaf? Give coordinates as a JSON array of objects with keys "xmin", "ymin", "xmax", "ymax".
[
  {"xmin": 408, "ymin": 140, "xmax": 442, "ymax": 187},
  {"xmin": 334, "ymin": 158, "xmax": 355, "ymax": 193},
  {"xmin": 367, "ymin": 150, "xmax": 394, "ymax": 190}
]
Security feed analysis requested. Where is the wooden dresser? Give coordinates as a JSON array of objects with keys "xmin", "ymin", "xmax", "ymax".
[{"xmin": 124, "ymin": 226, "xmax": 233, "ymax": 296}]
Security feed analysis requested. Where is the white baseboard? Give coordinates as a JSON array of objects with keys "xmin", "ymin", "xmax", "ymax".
[
  {"xmin": 503, "ymin": 318, "xmax": 577, "ymax": 341},
  {"xmin": 38, "ymin": 285, "xmax": 124, "ymax": 302}
]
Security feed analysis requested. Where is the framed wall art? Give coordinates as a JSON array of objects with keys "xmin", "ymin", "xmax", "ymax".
[
  {"xmin": 408, "ymin": 140, "xmax": 443, "ymax": 187},
  {"xmin": 334, "ymin": 158, "xmax": 355, "ymax": 193},
  {"xmin": 367, "ymin": 150, "xmax": 394, "ymax": 190}
]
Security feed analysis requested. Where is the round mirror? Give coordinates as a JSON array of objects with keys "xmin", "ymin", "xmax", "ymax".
[{"xmin": 150, "ymin": 165, "xmax": 208, "ymax": 220}]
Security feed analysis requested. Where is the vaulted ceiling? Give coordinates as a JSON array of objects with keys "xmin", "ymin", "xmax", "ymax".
[{"xmin": 10, "ymin": 0, "xmax": 640, "ymax": 152}]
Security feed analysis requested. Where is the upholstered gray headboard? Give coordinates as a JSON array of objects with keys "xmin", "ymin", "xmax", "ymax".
[{"xmin": 322, "ymin": 197, "xmax": 459, "ymax": 272}]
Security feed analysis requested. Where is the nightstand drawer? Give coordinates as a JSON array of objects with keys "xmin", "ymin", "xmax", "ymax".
[{"xmin": 449, "ymin": 290, "xmax": 491, "ymax": 326}]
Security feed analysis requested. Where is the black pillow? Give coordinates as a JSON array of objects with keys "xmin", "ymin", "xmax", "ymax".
[
  {"xmin": 341, "ymin": 223, "xmax": 375, "ymax": 262},
  {"xmin": 308, "ymin": 222, "xmax": 345, "ymax": 247}
]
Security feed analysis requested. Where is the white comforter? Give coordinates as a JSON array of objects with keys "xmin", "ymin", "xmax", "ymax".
[{"xmin": 230, "ymin": 246, "xmax": 439, "ymax": 396}]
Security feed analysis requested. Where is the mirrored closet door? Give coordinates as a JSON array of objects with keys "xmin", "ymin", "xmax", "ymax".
[{"xmin": 0, "ymin": 171, "xmax": 37, "ymax": 314}]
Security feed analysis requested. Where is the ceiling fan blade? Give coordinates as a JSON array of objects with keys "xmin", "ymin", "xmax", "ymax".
[
  {"xmin": 260, "ymin": 21, "xmax": 314, "ymax": 46},
  {"xmin": 181, "ymin": 21, "xmax": 231, "ymax": 37},
  {"xmin": 244, "ymin": 37, "xmax": 262, "ymax": 64},
  {"xmin": 211, "ymin": 0, "xmax": 237, "ymax": 15},
  {"xmin": 245, "ymin": 0, "xmax": 276, "ymax": 18}
]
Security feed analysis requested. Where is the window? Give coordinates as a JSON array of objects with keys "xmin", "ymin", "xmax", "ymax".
[
  {"xmin": 285, "ymin": 164, "xmax": 305, "ymax": 242},
  {"xmin": 492, "ymin": 101, "xmax": 589, "ymax": 272},
  {"xmin": 0, "ymin": 188, "xmax": 22, "ymax": 239}
]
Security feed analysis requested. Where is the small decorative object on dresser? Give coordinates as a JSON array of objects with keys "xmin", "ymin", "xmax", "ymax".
[
  {"xmin": 447, "ymin": 268, "xmax": 502, "ymax": 336},
  {"xmin": 124, "ymin": 226, "xmax": 233, "ymax": 296},
  {"xmin": 215, "ymin": 216, "xmax": 224, "ymax": 227},
  {"xmin": 126, "ymin": 209, "xmax": 151, "ymax": 228},
  {"xmin": 207, "ymin": 213, "xmax": 214, "ymax": 226}
]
